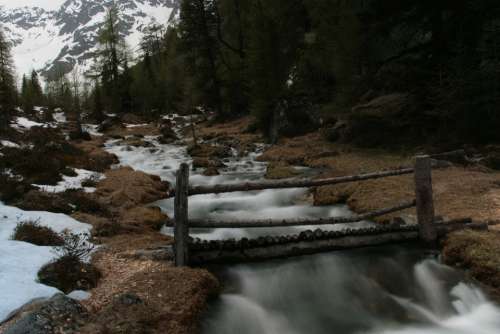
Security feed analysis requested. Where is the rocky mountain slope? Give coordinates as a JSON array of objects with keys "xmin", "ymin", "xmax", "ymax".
[{"xmin": 0, "ymin": 0, "xmax": 179, "ymax": 78}]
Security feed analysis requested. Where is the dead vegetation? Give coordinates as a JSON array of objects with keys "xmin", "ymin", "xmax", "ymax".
[
  {"xmin": 0, "ymin": 127, "xmax": 118, "ymax": 187},
  {"xmin": 38, "ymin": 254, "xmax": 101, "ymax": 294},
  {"xmin": 265, "ymin": 161, "xmax": 301, "ymax": 180},
  {"xmin": 11, "ymin": 220, "xmax": 64, "ymax": 246},
  {"xmin": 442, "ymin": 230, "xmax": 500, "ymax": 298},
  {"xmin": 81, "ymin": 252, "xmax": 219, "ymax": 334},
  {"xmin": 38, "ymin": 231, "xmax": 101, "ymax": 294}
]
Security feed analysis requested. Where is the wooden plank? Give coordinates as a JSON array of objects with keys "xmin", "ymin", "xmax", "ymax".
[
  {"xmin": 186, "ymin": 200, "xmax": 416, "ymax": 228},
  {"xmin": 414, "ymin": 156, "xmax": 437, "ymax": 244},
  {"xmin": 187, "ymin": 167, "xmax": 415, "ymax": 196},
  {"xmin": 174, "ymin": 163, "xmax": 190, "ymax": 266}
]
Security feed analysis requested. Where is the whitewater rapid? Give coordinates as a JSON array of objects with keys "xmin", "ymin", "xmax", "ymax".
[{"xmin": 104, "ymin": 131, "xmax": 500, "ymax": 334}]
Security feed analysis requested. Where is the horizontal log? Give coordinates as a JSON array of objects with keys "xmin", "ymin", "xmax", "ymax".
[
  {"xmin": 189, "ymin": 221, "xmax": 485, "ymax": 264},
  {"xmin": 190, "ymin": 230, "xmax": 420, "ymax": 264},
  {"xmin": 187, "ymin": 167, "xmax": 415, "ymax": 196},
  {"xmin": 185, "ymin": 200, "xmax": 416, "ymax": 228},
  {"xmin": 429, "ymin": 149, "xmax": 466, "ymax": 160}
]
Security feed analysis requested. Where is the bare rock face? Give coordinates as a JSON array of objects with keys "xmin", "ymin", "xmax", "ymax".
[
  {"xmin": 95, "ymin": 167, "xmax": 170, "ymax": 211},
  {"xmin": 3, "ymin": 294, "xmax": 88, "ymax": 334}
]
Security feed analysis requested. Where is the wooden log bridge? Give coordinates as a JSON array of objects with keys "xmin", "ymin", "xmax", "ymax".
[{"xmin": 172, "ymin": 155, "xmax": 466, "ymax": 266}]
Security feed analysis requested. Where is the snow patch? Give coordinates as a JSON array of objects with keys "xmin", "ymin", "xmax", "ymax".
[
  {"xmin": 0, "ymin": 140, "xmax": 20, "ymax": 148},
  {"xmin": 82, "ymin": 124, "xmax": 103, "ymax": 137},
  {"xmin": 0, "ymin": 201, "xmax": 91, "ymax": 322},
  {"xmin": 67, "ymin": 290, "xmax": 91, "ymax": 301},
  {"xmin": 11, "ymin": 117, "xmax": 47, "ymax": 130},
  {"xmin": 34, "ymin": 169, "xmax": 104, "ymax": 193},
  {"xmin": 53, "ymin": 112, "xmax": 67, "ymax": 123}
]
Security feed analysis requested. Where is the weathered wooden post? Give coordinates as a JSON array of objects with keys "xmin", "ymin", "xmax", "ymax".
[
  {"xmin": 414, "ymin": 155, "xmax": 437, "ymax": 244},
  {"xmin": 174, "ymin": 163, "xmax": 190, "ymax": 266}
]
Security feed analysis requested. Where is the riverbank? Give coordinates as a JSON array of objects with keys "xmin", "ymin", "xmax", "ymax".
[
  {"xmin": 0, "ymin": 114, "xmax": 220, "ymax": 333},
  {"xmin": 2, "ymin": 112, "xmax": 500, "ymax": 333},
  {"xmin": 191, "ymin": 116, "xmax": 500, "ymax": 298}
]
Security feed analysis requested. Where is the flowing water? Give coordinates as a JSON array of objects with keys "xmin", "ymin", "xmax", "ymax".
[{"xmin": 105, "ymin": 131, "xmax": 500, "ymax": 334}]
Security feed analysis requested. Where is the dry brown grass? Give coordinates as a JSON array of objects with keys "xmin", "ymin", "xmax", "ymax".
[
  {"xmin": 265, "ymin": 161, "xmax": 301, "ymax": 180},
  {"xmin": 11, "ymin": 220, "xmax": 64, "ymax": 246},
  {"xmin": 251, "ymin": 129, "xmax": 500, "ymax": 223},
  {"xmin": 95, "ymin": 167, "xmax": 170, "ymax": 211},
  {"xmin": 81, "ymin": 233, "xmax": 218, "ymax": 334},
  {"xmin": 443, "ymin": 230, "xmax": 500, "ymax": 298}
]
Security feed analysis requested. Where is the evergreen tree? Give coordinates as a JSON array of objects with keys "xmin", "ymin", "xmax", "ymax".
[
  {"xmin": 92, "ymin": 82, "xmax": 105, "ymax": 122},
  {"xmin": 21, "ymin": 74, "xmax": 34, "ymax": 114},
  {"xmin": 30, "ymin": 70, "xmax": 44, "ymax": 106},
  {"xmin": 0, "ymin": 27, "xmax": 16, "ymax": 127},
  {"xmin": 247, "ymin": 0, "xmax": 307, "ymax": 137},
  {"xmin": 96, "ymin": 4, "xmax": 128, "ymax": 114},
  {"xmin": 179, "ymin": 0, "xmax": 223, "ymax": 116},
  {"xmin": 119, "ymin": 60, "xmax": 133, "ymax": 114}
]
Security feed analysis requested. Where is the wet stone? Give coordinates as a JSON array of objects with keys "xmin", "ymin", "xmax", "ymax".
[{"xmin": 4, "ymin": 294, "xmax": 87, "ymax": 334}]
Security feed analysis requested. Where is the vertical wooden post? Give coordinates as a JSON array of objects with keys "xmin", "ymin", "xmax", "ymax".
[
  {"xmin": 174, "ymin": 163, "xmax": 190, "ymax": 266},
  {"xmin": 414, "ymin": 155, "xmax": 437, "ymax": 244}
]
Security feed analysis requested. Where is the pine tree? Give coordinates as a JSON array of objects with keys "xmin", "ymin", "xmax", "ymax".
[
  {"xmin": 0, "ymin": 27, "xmax": 16, "ymax": 127},
  {"xmin": 92, "ymin": 82, "xmax": 105, "ymax": 122},
  {"xmin": 21, "ymin": 74, "xmax": 34, "ymax": 114},
  {"xmin": 30, "ymin": 70, "xmax": 44, "ymax": 106},
  {"xmin": 119, "ymin": 60, "xmax": 133, "ymax": 114},
  {"xmin": 247, "ymin": 0, "xmax": 307, "ymax": 137},
  {"xmin": 179, "ymin": 0, "xmax": 223, "ymax": 117},
  {"xmin": 96, "ymin": 4, "xmax": 127, "ymax": 114}
]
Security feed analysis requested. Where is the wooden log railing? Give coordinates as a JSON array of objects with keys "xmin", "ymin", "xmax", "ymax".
[
  {"xmin": 173, "ymin": 155, "xmax": 438, "ymax": 266},
  {"xmin": 187, "ymin": 167, "xmax": 415, "ymax": 196},
  {"xmin": 183, "ymin": 200, "xmax": 416, "ymax": 228}
]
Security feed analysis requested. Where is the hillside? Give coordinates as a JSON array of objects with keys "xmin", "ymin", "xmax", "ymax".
[{"xmin": 0, "ymin": 0, "xmax": 179, "ymax": 78}]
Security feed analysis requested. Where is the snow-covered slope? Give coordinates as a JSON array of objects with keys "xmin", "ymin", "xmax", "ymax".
[{"xmin": 0, "ymin": 0, "xmax": 179, "ymax": 79}]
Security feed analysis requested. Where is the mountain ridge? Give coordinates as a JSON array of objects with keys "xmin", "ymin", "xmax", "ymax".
[{"xmin": 0, "ymin": 0, "xmax": 179, "ymax": 79}]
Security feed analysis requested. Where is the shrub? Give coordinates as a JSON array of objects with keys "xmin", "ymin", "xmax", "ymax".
[
  {"xmin": 53, "ymin": 230, "xmax": 94, "ymax": 259},
  {"xmin": 38, "ymin": 231, "xmax": 100, "ymax": 293},
  {"xmin": 11, "ymin": 220, "xmax": 64, "ymax": 246},
  {"xmin": 81, "ymin": 174, "xmax": 101, "ymax": 188},
  {"xmin": 16, "ymin": 190, "xmax": 73, "ymax": 214},
  {"xmin": 64, "ymin": 190, "xmax": 110, "ymax": 217},
  {"xmin": 0, "ymin": 173, "xmax": 33, "ymax": 202},
  {"xmin": 92, "ymin": 220, "xmax": 122, "ymax": 238},
  {"xmin": 38, "ymin": 255, "xmax": 101, "ymax": 293},
  {"xmin": 61, "ymin": 167, "xmax": 78, "ymax": 177}
]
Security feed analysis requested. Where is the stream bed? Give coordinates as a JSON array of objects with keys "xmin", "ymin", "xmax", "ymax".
[{"xmin": 105, "ymin": 133, "xmax": 500, "ymax": 334}]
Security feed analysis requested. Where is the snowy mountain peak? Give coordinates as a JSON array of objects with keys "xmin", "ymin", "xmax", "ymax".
[{"xmin": 0, "ymin": 0, "xmax": 180, "ymax": 79}]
